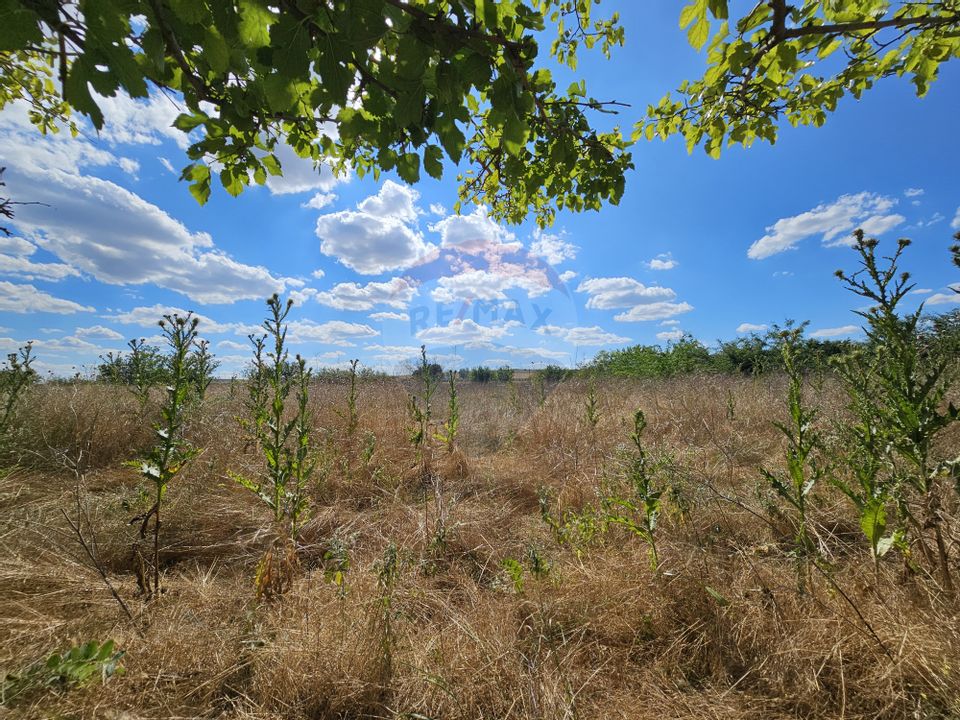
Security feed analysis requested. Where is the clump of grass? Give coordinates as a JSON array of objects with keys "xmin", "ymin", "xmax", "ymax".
[{"xmin": 1, "ymin": 640, "xmax": 124, "ymax": 708}]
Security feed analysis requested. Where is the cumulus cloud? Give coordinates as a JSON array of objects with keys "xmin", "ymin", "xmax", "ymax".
[
  {"xmin": 952, "ymin": 207, "xmax": 960, "ymax": 231},
  {"xmin": 647, "ymin": 253, "xmax": 678, "ymax": 271},
  {"xmin": 316, "ymin": 277, "xmax": 418, "ymax": 311},
  {"xmin": 559, "ymin": 270, "xmax": 578, "ymax": 283},
  {"xmin": 577, "ymin": 277, "xmax": 677, "ymax": 309},
  {"xmin": 529, "ymin": 230, "xmax": 578, "ymax": 265},
  {"xmin": 809, "ymin": 325, "xmax": 861, "ymax": 338},
  {"xmin": 315, "ymin": 181, "xmax": 438, "ymax": 274},
  {"xmin": 536, "ymin": 325, "xmax": 629, "ymax": 346},
  {"xmin": 904, "ymin": 188, "xmax": 924, "ymax": 197},
  {"xmin": 431, "ymin": 267, "xmax": 551, "ymax": 303},
  {"xmin": 656, "ymin": 329, "xmax": 685, "ymax": 342},
  {"xmin": 431, "ymin": 206, "xmax": 521, "ymax": 258},
  {"xmin": 416, "ymin": 318, "xmax": 518, "ymax": 346},
  {"xmin": 748, "ymin": 192, "xmax": 905, "ymax": 260},
  {"xmin": 265, "ymin": 142, "xmax": 347, "ymax": 195},
  {"xmin": 0, "ymin": 281, "xmax": 93, "ymax": 314},
  {"xmin": 736, "ymin": 322, "xmax": 768, "ymax": 333},
  {"xmin": 286, "ymin": 319, "xmax": 378, "ymax": 345},
  {"xmin": 102, "ymin": 304, "xmax": 253, "ymax": 335},
  {"xmin": 0, "ymin": 237, "xmax": 79, "ymax": 281},
  {"xmin": 301, "ymin": 192, "xmax": 337, "ymax": 210}
]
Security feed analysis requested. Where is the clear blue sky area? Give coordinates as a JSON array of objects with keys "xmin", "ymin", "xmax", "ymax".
[{"xmin": 2, "ymin": 2, "xmax": 958, "ymax": 376}]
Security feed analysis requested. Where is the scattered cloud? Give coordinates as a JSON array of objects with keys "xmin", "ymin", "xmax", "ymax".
[
  {"xmin": 614, "ymin": 302, "xmax": 694, "ymax": 322},
  {"xmin": 910, "ymin": 288, "xmax": 932, "ymax": 295},
  {"xmin": 158, "ymin": 157, "xmax": 176, "ymax": 174},
  {"xmin": 316, "ymin": 277, "xmax": 418, "ymax": 310},
  {"xmin": 529, "ymin": 230, "xmax": 578, "ymax": 265},
  {"xmin": 431, "ymin": 267, "xmax": 550, "ymax": 303},
  {"xmin": 0, "ymin": 281, "xmax": 93, "ymax": 314},
  {"xmin": 809, "ymin": 325, "xmax": 861, "ymax": 338},
  {"xmin": 102, "ymin": 304, "xmax": 253, "ymax": 335},
  {"xmin": 536, "ymin": 325, "xmax": 630, "ymax": 346},
  {"xmin": 369, "ymin": 311, "xmax": 409, "ymax": 321},
  {"xmin": 429, "ymin": 203, "xmax": 446, "ymax": 216},
  {"xmin": 736, "ymin": 322, "xmax": 768, "ymax": 333},
  {"xmin": 265, "ymin": 142, "xmax": 347, "ymax": 195},
  {"xmin": 416, "ymin": 318, "xmax": 518, "ymax": 346},
  {"xmin": 577, "ymin": 277, "xmax": 676, "ymax": 309},
  {"xmin": 315, "ymin": 181, "xmax": 438, "ymax": 274},
  {"xmin": 559, "ymin": 270, "xmax": 578, "ymax": 283},
  {"xmin": 952, "ymin": 207, "xmax": 960, "ymax": 231},
  {"xmin": 301, "ymin": 192, "xmax": 337, "ymax": 210},
  {"xmin": 217, "ymin": 340, "xmax": 249, "ymax": 351},
  {"xmin": 647, "ymin": 253, "xmax": 678, "ymax": 271},
  {"xmin": 748, "ymin": 192, "xmax": 905, "ymax": 259},
  {"xmin": 904, "ymin": 188, "xmax": 924, "ymax": 197},
  {"xmin": 927, "ymin": 286, "xmax": 960, "ymax": 306},
  {"xmin": 74, "ymin": 325, "xmax": 124, "ymax": 341},
  {"xmin": 311, "ymin": 269, "xmax": 326, "ymax": 279},
  {"xmin": 431, "ymin": 206, "xmax": 521, "ymax": 258},
  {"xmin": 286, "ymin": 319, "xmax": 378, "ymax": 345},
  {"xmin": 656, "ymin": 329, "xmax": 685, "ymax": 342}
]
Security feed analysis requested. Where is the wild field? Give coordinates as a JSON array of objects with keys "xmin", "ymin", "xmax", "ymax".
[{"xmin": 1, "ymin": 367, "xmax": 959, "ymax": 720}]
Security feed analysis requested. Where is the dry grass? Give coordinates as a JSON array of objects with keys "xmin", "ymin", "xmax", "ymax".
[{"xmin": 1, "ymin": 374, "xmax": 959, "ymax": 719}]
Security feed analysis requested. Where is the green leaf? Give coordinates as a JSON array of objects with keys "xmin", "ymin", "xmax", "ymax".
[
  {"xmin": 396, "ymin": 152, "xmax": 420, "ymax": 184},
  {"xmin": 63, "ymin": 63, "xmax": 104, "ymax": 129},
  {"xmin": 0, "ymin": 1, "xmax": 41, "ymax": 51},
  {"xmin": 204, "ymin": 27, "xmax": 231, "ymax": 74},
  {"xmin": 688, "ymin": 16, "xmax": 710, "ymax": 51},
  {"xmin": 423, "ymin": 144, "xmax": 444, "ymax": 179},
  {"xmin": 238, "ymin": 0, "xmax": 275, "ymax": 48}
]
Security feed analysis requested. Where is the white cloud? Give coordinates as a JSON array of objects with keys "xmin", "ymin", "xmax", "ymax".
[
  {"xmin": 301, "ymin": 192, "xmax": 337, "ymax": 210},
  {"xmin": 927, "ymin": 286, "xmax": 960, "ymax": 306},
  {"xmin": 429, "ymin": 203, "xmax": 447, "ymax": 216},
  {"xmin": 311, "ymin": 269, "xmax": 326, "ymax": 279},
  {"xmin": 911, "ymin": 288, "xmax": 933, "ymax": 295},
  {"xmin": 315, "ymin": 182, "xmax": 438, "ymax": 275},
  {"xmin": 736, "ymin": 322, "xmax": 769, "ymax": 333},
  {"xmin": 416, "ymin": 318, "xmax": 518, "ymax": 346},
  {"xmin": 529, "ymin": 230, "xmax": 578, "ymax": 265},
  {"xmin": 952, "ymin": 207, "xmax": 960, "ymax": 231},
  {"xmin": 809, "ymin": 325, "xmax": 860, "ymax": 338},
  {"xmin": 102, "ymin": 304, "xmax": 253, "ymax": 335},
  {"xmin": 431, "ymin": 267, "xmax": 551, "ymax": 303},
  {"xmin": 430, "ymin": 206, "xmax": 521, "ymax": 257},
  {"xmin": 369, "ymin": 311, "xmax": 409, "ymax": 321},
  {"xmin": 656, "ymin": 329, "xmax": 685, "ymax": 342},
  {"xmin": 614, "ymin": 302, "xmax": 694, "ymax": 322},
  {"xmin": 559, "ymin": 270, "xmax": 578, "ymax": 283},
  {"xmin": 158, "ymin": 157, "xmax": 176, "ymax": 174},
  {"xmin": 366, "ymin": 344, "xmax": 423, "ymax": 363},
  {"xmin": 536, "ymin": 325, "xmax": 629, "ymax": 346},
  {"xmin": 647, "ymin": 253, "xmax": 678, "ymax": 271},
  {"xmin": 577, "ymin": 277, "xmax": 677, "ymax": 309},
  {"xmin": 74, "ymin": 325, "xmax": 124, "ymax": 340},
  {"xmin": 8, "ymin": 167, "xmax": 286, "ymax": 304},
  {"xmin": 316, "ymin": 277, "xmax": 418, "ymax": 310},
  {"xmin": 95, "ymin": 92, "xmax": 190, "ymax": 149},
  {"xmin": 265, "ymin": 142, "xmax": 347, "ymax": 195},
  {"xmin": 217, "ymin": 340, "xmax": 249, "ymax": 351},
  {"xmin": 498, "ymin": 345, "xmax": 570, "ymax": 361},
  {"xmin": 748, "ymin": 192, "xmax": 905, "ymax": 260},
  {"xmin": 0, "ymin": 281, "xmax": 93, "ymax": 314},
  {"xmin": 0, "ymin": 236, "xmax": 79, "ymax": 281},
  {"xmin": 286, "ymin": 319, "xmax": 378, "ymax": 345},
  {"xmin": 904, "ymin": 188, "xmax": 924, "ymax": 197}
]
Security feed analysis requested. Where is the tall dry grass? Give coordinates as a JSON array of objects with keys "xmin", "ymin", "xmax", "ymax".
[{"xmin": 1, "ymin": 374, "xmax": 958, "ymax": 719}]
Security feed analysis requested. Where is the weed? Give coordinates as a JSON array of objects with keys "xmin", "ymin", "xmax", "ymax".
[
  {"xmin": 189, "ymin": 338, "xmax": 218, "ymax": 403},
  {"xmin": 834, "ymin": 233, "xmax": 959, "ymax": 593},
  {"xmin": 231, "ymin": 295, "xmax": 316, "ymax": 599},
  {"xmin": 1, "ymin": 641, "xmax": 124, "ymax": 707},
  {"xmin": 434, "ymin": 370, "xmax": 459, "ymax": 454},
  {"xmin": 130, "ymin": 313, "xmax": 199, "ymax": 598},
  {"xmin": 0, "ymin": 342, "xmax": 35, "ymax": 445}
]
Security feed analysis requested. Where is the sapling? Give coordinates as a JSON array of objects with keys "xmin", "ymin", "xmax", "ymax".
[{"xmin": 132, "ymin": 313, "xmax": 199, "ymax": 598}]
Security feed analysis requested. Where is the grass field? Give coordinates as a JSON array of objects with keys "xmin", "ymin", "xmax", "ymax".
[{"xmin": 2, "ymin": 371, "xmax": 959, "ymax": 719}]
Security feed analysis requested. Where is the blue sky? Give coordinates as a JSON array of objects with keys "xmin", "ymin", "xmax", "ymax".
[{"xmin": 1, "ymin": 4, "xmax": 958, "ymax": 377}]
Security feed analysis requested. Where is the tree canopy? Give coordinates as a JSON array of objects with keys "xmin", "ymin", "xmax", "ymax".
[{"xmin": 1, "ymin": 1, "xmax": 957, "ymax": 224}]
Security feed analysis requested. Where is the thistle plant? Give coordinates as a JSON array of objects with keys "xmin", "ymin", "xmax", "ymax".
[
  {"xmin": 240, "ymin": 333, "xmax": 269, "ymax": 445},
  {"xmin": 833, "ymin": 233, "xmax": 959, "ymax": 594},
  {"xmin": 0, "ymin": 342, "xmax": 35, "ymax": 444},
  {"xmin": 127, "ymin": 338, "xmax": 154, "ymax": 412},
  {"xmin": 583, "ymin": 382, "xmax": 600, "ymax": 430},
  {"xmin": 189, "ymin": 339, "xmax": 218, "ymax": 403},
  {"xmin": 345, "ymin": 358, "xmax": 360, "ymax": 439},
  {"xmin": 133, "ymin": 313, "xmax": 199, "ymax": 598},
  {"xmin": 434, "ymin": 370, "xmax": 460, "ymax": 454},
  {"xmin": 231, "ymin": 295, "xmax": 316, "ymax": 599},
  {"xmin": 760, "ymin": 327, "xmax": 823, "ymax": 591},
  {"xmin": 605, "ymin": 410, "xmax": 664, "ymax": 572},
  {"xmin": 407, "ymin": 345, "xmax": 439, "ymax": 477}
]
